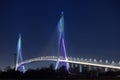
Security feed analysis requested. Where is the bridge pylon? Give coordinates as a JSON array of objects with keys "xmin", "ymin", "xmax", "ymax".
[
  {"xmin": 15, "ymin": 34, "xmax": 26, "ymax": 72},
  {"xmin": 55, "ymin": 12, "xmax": 69, "ymax": 70}
]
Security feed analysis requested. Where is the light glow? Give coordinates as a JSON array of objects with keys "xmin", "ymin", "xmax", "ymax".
[
  {"xmin": 15, "ymin": 34, "xmax": 26, "ymax": 72},
  {"xmin": 18, "ymin": 56, "xmax": 120, "ymax": 70},
  {"xmin": 55, "ymin": 12, "xmax": 69, "ymax": 70}
]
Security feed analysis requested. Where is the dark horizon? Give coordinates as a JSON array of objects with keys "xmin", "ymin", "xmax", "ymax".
[
  {"xmin": 1, "ymin": 64, "xmax": 120, "ymax": 79},
  {"xmin": 0, "ymin": 0, "xmax": 120, "ymax": 69}
]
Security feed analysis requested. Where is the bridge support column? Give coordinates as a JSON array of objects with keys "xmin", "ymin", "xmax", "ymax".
[
  {"xmin": 88, "ymin": 65, "xmax": 92, "ymax": 71},
  {"xmin": 69, "ymin": 63, "xmax": 73, "ymax": 72},
  {"xmin": 105, "ymin": 68, "xmax": 108, "ymax": 72},
  {"xmin": 79, "ymin": 65, "xmax": 82, "ymax": 72},
  {"xmin": 71, "ymin": 63, "xmax": 74, "ymax": 68}
]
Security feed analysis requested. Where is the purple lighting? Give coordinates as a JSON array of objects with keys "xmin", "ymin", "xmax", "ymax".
[
  {"xmin": 62, "ymin": 37, "xmax": 69, "ymax": 71},
  {"xmin": 55, "ymin": 12, "xmax": 69, "ymax": 71},
  {"xmin": 15, "ymin": 34, "xmax": 26, "ymax": 72}
]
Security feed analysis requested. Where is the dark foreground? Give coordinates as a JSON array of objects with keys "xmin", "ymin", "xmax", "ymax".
[{"xmin": 0, "ymin": 65, "xmax": 120, "ymax": 80}]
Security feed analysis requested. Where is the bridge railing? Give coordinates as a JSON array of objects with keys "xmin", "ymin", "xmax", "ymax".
[{"xmin": 17, "ymin": 56, "xmax": 120, "ymax": 70}]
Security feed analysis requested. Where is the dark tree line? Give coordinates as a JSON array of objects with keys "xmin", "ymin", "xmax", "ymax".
[{"xmin": 0, "ymin": 64, "xmax": 120, "ymax": 79}]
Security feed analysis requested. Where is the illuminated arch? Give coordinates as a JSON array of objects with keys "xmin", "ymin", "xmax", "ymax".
[{"xmin": 17, "ymin": 56, "xmax": 120, "ymax": 70}]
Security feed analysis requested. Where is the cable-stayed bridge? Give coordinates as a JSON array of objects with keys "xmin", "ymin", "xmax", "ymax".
[
  {"xmin": 15, "ymin": 12, "xmax": 120, "ymax": 72},
  {"xmin": 17, "ymin": 56, "xmax": 120, "ymax": 70}
]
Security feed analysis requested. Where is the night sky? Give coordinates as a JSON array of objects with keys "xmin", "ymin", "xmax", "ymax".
[{"xmin": 0, "ymin": 0, "xmax": 120, "ymax": 69}]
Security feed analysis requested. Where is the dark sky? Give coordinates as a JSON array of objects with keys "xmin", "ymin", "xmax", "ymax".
[{"xmin": 0, "ymin": 0, "xmax": 120, "ymax": 69}]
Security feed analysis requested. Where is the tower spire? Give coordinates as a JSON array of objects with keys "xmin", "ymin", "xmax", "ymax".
[
  {"xmin": 55, "ymin": 12, "xmax": 69, "ymax": 70},
  {"xmin": 15, "ymin": 34, "xmax": 26, "ymax": 72}
]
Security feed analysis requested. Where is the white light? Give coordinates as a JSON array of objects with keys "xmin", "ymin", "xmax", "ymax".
[
  {"xmin": 118, "ymin": 61, "xmax": 120, "ymax": 64},
  {"xmin": 89, "ymin": 59, "xmax": 92, "ymax": 62},
  {"xmin": 73, "ymin": 57, "xmax": 76, "ymax": 61},
  {"xmin": 94, "ymin": 59, "xmax": 97, "ymax": 62},
  {"xmin": 77, "ymin": 58, "xmax": 79, "ymax": 61},
  {"xmin": 105, "ymin": 60, "xmax": 108, "ymax": 64},
  {"xmin": 18, "ymin": 56, "xmax": 120, "ymax": 70},
  {"xmin": 112, "ymin": 61, "xmax": 115, "ymax": 64},
  {"xmin": 85, "ymin": 58, "xmax": 87, "ymax": 61},
  {"xmin": 80, "ymin": 58, "xmax": 83, "ymax": 61},
  {"xmin": 99, "ymin": 59, "xmax": 102, "ymax": 63}
]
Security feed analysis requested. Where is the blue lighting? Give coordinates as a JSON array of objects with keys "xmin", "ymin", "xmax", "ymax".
[
  {"xmin": 55, "ymin": 12, "xmax": 69, "ymax": 71},
  {"xmin": 16, "ymin": 34, "xmax": 26, "ymax": 72}
]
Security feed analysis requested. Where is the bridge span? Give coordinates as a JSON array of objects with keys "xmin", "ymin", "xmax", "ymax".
[
  {"xmin": 17, "ymin": 56, "xmax": 120, "ymax": 70},
  {"xmin": 15, "ymin": 13, "xmax": 120, "ymax": 72}
]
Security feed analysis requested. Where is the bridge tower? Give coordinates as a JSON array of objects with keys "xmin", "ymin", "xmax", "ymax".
[
  {"xmin": 15, "ymin": 34, "xmax": 26, "ymax": 72},
  {"xmin": 55, "ymin": 12, "xmax": 69, "ymax": 70}
]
